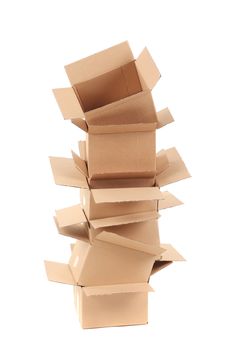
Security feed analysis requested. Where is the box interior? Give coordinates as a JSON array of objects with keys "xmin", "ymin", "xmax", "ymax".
[{"xmin": 74, "ymin": 61, "xmax": 142, "ymax": 112}]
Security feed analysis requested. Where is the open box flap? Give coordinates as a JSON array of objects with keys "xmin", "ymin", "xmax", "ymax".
[
  {"xmin": 95, "ymin": 231, "xmax": 165, "ymax": 256},
  {"xmin": 53, "ymin": 88, "xmax": 84, "ymax": 120},
  {"xmin": 65, "ymin": 41, "xmax": 134, "ymax": 85},
  {"xmin": 49, "ymin": 157, "xmax": 88, "ymax": 188},
  {"xmin": 159, "ymin": 244, "xmax": 185, "ymax": 261},
  {"xmin": 83, "ymin": 283, "xmax": 154, "ymax": 296},
  {"xmin": 71, "ymin": 150, "xmax": 88, "ymax": 177},
  {"xmin": 90, "ymin": 211, "xmax": 159, "ymax": 229},
  {"xmin": 91, "ymin": 187, "xmax": 163, "ymax": 204},
  {"xmin": 156, "ymin": 108, "xmax": 174, "ymax": 129},
  {"xmin": 54, "ymin": 217, "xmax": 89, "ymax": 242},
  {"xmin": 156, "ymin": 151, "xmax": 169, "ymax": 175},
  {"xmin": 44, "ymin": 261, "xmax": 75, "ymax": 285},
  {"xmin": 55, "ymin": 204, "xmax": 87, "ymax": 228},
  {"xmin": 72, "ymin": 118, "xmax": 88, "ymax": 132},
  {"xmin": 158, "ymin": 191, "xmax": 183, "ymax": 210},
  {"xmin": 135, "ymin": 47, "xmax": 160, "ymax": 90},
  {"xmin": 151, "ymin": 244, "xmax": 185, "ymax": 275},
  {"xmin": 156, "ymin": 147, "xmax": 191, "ymax": 187},
  {"xmin": 85, "ymin": 90, "xmax": 158, "ymax": 127}
]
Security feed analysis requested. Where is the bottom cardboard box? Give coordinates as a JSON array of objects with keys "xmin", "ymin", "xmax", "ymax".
[{"xmin": 74, "ymin": 283, "xmax": 153, "ymax": 329}]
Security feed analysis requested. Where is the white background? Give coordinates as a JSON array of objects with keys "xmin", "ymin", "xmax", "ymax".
[{"xmin": 0, "ymin": 1, "xmax": 230, "ymax": 349}]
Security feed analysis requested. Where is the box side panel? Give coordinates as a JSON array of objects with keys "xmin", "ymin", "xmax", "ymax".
[
  {"xmin": 87, "ymin": 131, "xmax": 155, "ymax": 179},
  {"xmin": 78, "ymin": 243, "xmax": 155, "ymax": 286},
  {"xmin": 81, "ymin": 292, "xmax": 148, "ymax": 328}
]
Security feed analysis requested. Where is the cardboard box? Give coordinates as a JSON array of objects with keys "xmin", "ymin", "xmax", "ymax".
[
  {"xmin": 45, "ymin": 41, "xmax": 191, "ymax": 329},
  {"xmin": 74, "ymin": 283, "xmax": 153, "ymax": 328},
  {"xmin": 52, "ymin": 42, "xmax": 174, "ymax": 183},
  {"xmin": 45, "ymin": 232, "xmax": 165, "ymax": 286},
  {"xmin": 49, "ymin": 145, "xmax": 190, "ymax": 190}
]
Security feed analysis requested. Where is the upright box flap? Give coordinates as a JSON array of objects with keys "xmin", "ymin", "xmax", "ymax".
[
  {"xmin": 90, "ymin": 211, "xmax": 158, "ymax": 229},
  {"xmin": 156, "ymin": 148, "xmax": 191, "ymax": 187},
  {"xmin": 135, "ymin": 48, "xmax": 160, "ymax": 90},
  {"xmin": 156, "ymin": 151, "xmax": 169, "ymax": 175},
  {"xmin": 53, "ymin": 88, "xmax": 84, "ymax": 120},
  {"xmin": 158, "ymin": 191, "xmax": 183, "ymax": 210},
  {"xmin": 83, "ymin": 283, "xmax": 154, "ymax": 296},
  {"xmin": 71, "ymin": 150, "xmax": 88, "ymax": 177},
  {"xmin": 159, "ymin": 244, "xmax": 185, "ymax": 261},
  {"xmin": 95, "ymin": 231, "xmax": 165, "ymax": 256},
  {"xmin": 91, "ymin": 187, "xmax": 164, "ymax": 204},
  {"xmin": 44, "ymin": 261, "xmax": 75, "ymax": 285},
  {"xmin": 156, "ymin": 108, "xmax": 174, "ymax": 129},
  {"xmin": 49, "ymin": 157, "xmax": 88, "ymax": 188},
  {"xmin": 72, "ymin": 118, "xmax": 88, "ymax": 132},
  {"xmin": 55, "ymin": 205, "xmax": 87, "ymax": 228},
  {"xmin": 65, "ymin": 41, "xmax": 134, "ymax": 85},
  {"xmin": 54, "ymin": 217, "xmax": 89, "ymax": 242}
]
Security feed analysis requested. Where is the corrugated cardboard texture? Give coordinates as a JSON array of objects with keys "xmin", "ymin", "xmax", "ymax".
[{"xmin": 78, "ymin": 286, "xmax": 149, "ymax": 328}]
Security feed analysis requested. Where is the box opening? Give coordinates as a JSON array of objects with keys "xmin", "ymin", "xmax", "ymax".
[{"xmin": 74, "ymin": 61, "xmax": 142, "ymax": 112}]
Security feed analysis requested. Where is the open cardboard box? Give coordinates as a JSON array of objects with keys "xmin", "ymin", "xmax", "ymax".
[
  {"xmin": 49, "ymin": 146, "xmax": 190, "ymax": 190},
  {"xmin": 74, "ymin": 283, "xmax": 154, "ymax": 328},
  {"xmin": 52, "ymin": 41, "xmax": 174, "ymax": 183},
  {"xmin": 55, "ymin": 203, "xmax": 161, "ymax": 245},
  {"xmin": 45, "ymin": 231, "xmax": 165, "ymax": 286}
]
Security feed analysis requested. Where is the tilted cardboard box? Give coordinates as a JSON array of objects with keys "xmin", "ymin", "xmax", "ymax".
[
  {"xmin": 55, "ymin": 206, "xmax": 160, "ymax": 245},
  {"xmin": 74, "ymin": 283, "xmax": 154, "ymax": 329},
  {"xmin": 45, "ymin": 234, "xmax": 164, "ymax": 286}
]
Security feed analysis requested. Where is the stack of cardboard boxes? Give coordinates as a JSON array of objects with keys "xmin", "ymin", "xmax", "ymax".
[{"xmin": 45, "ymin": 42, "xmax": 190, "ymax": 328}]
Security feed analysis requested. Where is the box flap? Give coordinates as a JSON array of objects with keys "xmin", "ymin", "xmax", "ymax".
[
  {"xmin": 71, "ymin": 150, "xmax": 88, "ymax": 177},
  {"xmin": 54, "ymin": 217, "xmax": 89, "ymax": 242},
  {"xmin": 65, "ymin": 41, "xmax": 134, "ymax": 85},
  {"xmin": 95, "ymin": 231, "xmax": 165, "ymax": 256},
  {"xmin": 49, "ymin": 157, "xmax": 88, "ymax": 188},
  {"xmin": 135, "ymin": 48, "xmax": 160, "ymax": 90},
  {"xmin": 55, "ymin": 204, "xmax": 87, "ymax": 228},
  {"xmin": 156, "ymin": 148, "xmax": 191, "ymax": 187},
  {"xmin": 91, "ymin": 187, "xmax": 164, "ymax": 204},
  {"xmin": 156, "ymin": 150, "xmax": 169, "ymax": 175},
  {"xmin": 72, "ymin": 118, "xmax": 88, "ymax": 132},
  {"xmin": 156, "ymin": 108, "xmax": 174, "ymax": 129},
  {"xmin": 158, "ymin": 191, "xmax": 183, "ymax": 210},
  {"xmin": 90, "ymin": 211, "xmax": 159, "ymax": 229},
  {"xmin": 44, "ymin": 261, "xmax": 75, "ymax": 285},
  {"xmin": 83, "ymin": 283, "xmax": 154, "ymax": 296},
  {"xmin": 159, "ymin": 244, "xmax": 185, "ymax": 261},
  {"xmin": 151, "ymin": 244, "xmax": 185, "ymax": 275},
  {"xmin": 53, "ymin": 88, "xmax": 84, "ymax": 120}
]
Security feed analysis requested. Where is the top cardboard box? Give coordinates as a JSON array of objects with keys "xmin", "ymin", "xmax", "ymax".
[{"xmin": 53, "ymin": 41, "xmax": 166, "ymax": 132}]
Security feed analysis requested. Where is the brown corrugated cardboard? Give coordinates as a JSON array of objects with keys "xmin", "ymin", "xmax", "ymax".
[
  {"xmin": 45, "ymin": 41, "xmax": 190, "ymax": 329},
  {"xmin": 156, "ymin": 147, "xmax": 191, "ymax": 186},
  {"xmin": 54, "ymin": 42, "xmax": 159, "ymax": 124},
  {"xmin": 150, "ymin": 244, "xmax": 185, "ymax": 275},
  {"xmin": 52, "ymin": 42, "xmax": 163, "ymax": 182},
  {"xmin": 81, "ymin": 187, "xmax": 163, "ymax": 219},
  {"xmin": 74, "ymin": 283, "xmax": 153, "ymax": 328},
  {"xmin": 45, "ymin": 233, "xmax": 165, "ymax": 286},
  {"xmin": 49, "ymin": 145, "xmax": 190, "ymax": 190}
]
